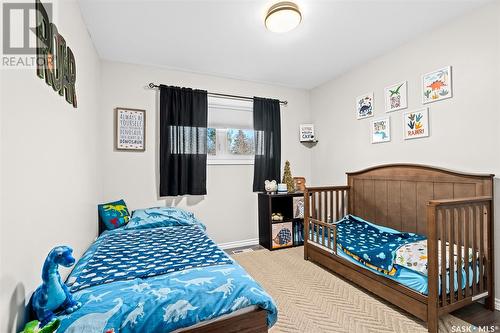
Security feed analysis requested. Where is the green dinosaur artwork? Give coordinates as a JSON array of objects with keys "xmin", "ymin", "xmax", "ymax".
[{"xmin": 389, "ymin": 83, "xmax": 404, "ymax": 96}]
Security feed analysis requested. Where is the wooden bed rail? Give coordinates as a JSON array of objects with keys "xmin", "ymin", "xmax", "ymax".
[
  {"xmin": 307, "ymin": 218, "xmax": 338, "ymax": 254},
  {"xmin": 427, "ymin": 196, "xmax": 493, "ymax": 330},
  {"xmin": 428, "ymin": 196, "xmax": 493, "ymax": 206},
  {"xmin": 304, "ymin": 186, "xmax": 350, "ymax": 259}
]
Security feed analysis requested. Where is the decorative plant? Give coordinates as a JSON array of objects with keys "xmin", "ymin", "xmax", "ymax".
[{"xmin": 282, "ymin": 161, "xmax": 295, "ymax": 193}]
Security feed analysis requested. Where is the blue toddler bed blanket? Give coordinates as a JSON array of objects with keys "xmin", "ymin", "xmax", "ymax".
[
  {"xmin": 69, "ymin": 226, "xmax": 231, "ymax": 292},
  {"xmin": 336, "ymin": 215, "xmax": 425, "ymax": 274}
]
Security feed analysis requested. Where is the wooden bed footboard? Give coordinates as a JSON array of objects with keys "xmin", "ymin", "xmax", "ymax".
[{"xmin": 426, "ymin": 196, "xmax": 494, "ymax": 332}]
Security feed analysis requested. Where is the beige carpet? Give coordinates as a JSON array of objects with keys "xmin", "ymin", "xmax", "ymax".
[{"xmin": 233, "ymin": 246, "xmax": 473, "ymax": 333}]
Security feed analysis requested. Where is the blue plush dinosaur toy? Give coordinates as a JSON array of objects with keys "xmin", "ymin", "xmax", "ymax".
[{"xmin": 31, "ymin": 246, "xmax": 81, "ymax": 326}]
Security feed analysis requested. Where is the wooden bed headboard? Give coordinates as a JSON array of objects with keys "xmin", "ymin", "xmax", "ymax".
[{"xmin": 347, "ymin": 164, "xmax": 494, "ymax": 236}]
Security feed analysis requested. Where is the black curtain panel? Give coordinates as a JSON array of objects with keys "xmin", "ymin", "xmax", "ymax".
[
  {"xmin": 253, "ymin": 97, "xmax": 281, "ymax": 192},
  {"xmin": 159, "ymin": 85, "xmax": 208, "ymax": 196}
]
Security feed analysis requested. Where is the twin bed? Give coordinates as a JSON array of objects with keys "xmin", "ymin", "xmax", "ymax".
[
  {"xmin": 304, "ymin": 164, "xmax": 494, "ymax": 333},
  {"xmin": 56, "ymin": 207, "xmax": 277, "ymax": 333}
]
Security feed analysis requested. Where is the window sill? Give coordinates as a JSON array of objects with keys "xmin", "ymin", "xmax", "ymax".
[{"xmin": 208, "ymin": 159, "xmax": 254, "ymax": 165}]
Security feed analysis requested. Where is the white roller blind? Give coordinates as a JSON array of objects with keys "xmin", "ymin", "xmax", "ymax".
[{"xmin": 208, "ymin": 96, "xmax": 253, "ymax": 129}]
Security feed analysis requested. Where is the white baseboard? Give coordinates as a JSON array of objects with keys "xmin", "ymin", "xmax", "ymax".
[{"xmin": 218, "ymin": 238, "xmax": 259, "ymax": 250}]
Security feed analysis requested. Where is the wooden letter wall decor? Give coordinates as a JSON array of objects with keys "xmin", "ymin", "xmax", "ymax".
[{"xmin": 35, "ymin": 0, "xmax": 77, "ymax": 108}]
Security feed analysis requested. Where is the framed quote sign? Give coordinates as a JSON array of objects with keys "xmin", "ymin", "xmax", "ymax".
[{"xmin": 115, "ymin": 107, "xmax": 146, "ymax": 151}]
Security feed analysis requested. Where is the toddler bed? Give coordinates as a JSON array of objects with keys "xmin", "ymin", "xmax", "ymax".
[
  {"xmin": 57, "ymin": 207, "xmax": 277, "ymax": 333},
  {"xmin": 310, "ymin": 214, "xmax": 479, "ymax": 295},
  {"xmin": 304, "ymin": 164, "xmax": 494, "ymax": 333}
]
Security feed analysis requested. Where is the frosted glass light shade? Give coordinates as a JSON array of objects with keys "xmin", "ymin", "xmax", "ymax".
[{"xmin": 265, "ymin": 2, "xmax": 302, "ymax": 33}]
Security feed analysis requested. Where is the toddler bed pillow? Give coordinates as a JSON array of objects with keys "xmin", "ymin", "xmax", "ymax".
[
  {"xmin": 395, "ymin": 239, "xmax": 475, "ymax": 276},
  {"xmin": 98, "ymin": 199, "xmax": 130, "ymax": 230},
  {"xmin": 126, "ymin": 206, "xmax": 206, "ymax": 230}
]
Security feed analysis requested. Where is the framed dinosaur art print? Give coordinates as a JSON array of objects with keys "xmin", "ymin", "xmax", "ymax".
[
  {"xmin": 384, "ymin": 81, "xmax": 407, "ymax": 112},
  {"xmin": 403, "ymin": 108, "xmax": 429, "ymax": 140},
  {"xmin": 422, "ymin": 66, "xmax": 452, "ymax": 104},
  {"xmin": 356, "ymin": 92, "xmax": 374, "ymax": 120},
  {"xmin": 371, "ymin": 117, "xmax": 391, "ymax": 144}
]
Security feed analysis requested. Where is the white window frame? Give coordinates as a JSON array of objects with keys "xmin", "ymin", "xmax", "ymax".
[{"xmin": 207, "ymin": 101, "xmax": 255, "ymax": 165}]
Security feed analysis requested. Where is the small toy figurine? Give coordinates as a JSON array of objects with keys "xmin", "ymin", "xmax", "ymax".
[
  {"xmin": 271, "ymin": 213, "xmax": 284, "ymax": 221},
  {"xmin": 31, "ymin": 246, "xmax": 81, "ymax": 326},
  {"xmin": 264, "ymin": 180, "xmax": 278, "ymax": 193}
]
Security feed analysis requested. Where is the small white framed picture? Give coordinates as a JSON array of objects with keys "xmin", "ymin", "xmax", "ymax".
[
  {"xmin": 299, "ymin": 124, "xmax": 315, "ymax": 142},
  {"xmin": 403, "ymin": 108, "xmax": 429, "ymax": 140},
  {"xmin": 371, "ymin": 117, "xmax": 391, "ymax": 144},
  {"xmin": 115, "ymin": 107, "xmax": 146, "ymax": 151},
  {"xmin": 356, "ymin": 92, "xmax": 374, "ymax": 119},
  {"xmin": 422, "ymin": 66, "xmax": 452, "ymax": 104},
  {"xmin": 384, "ymin": 81, "xmax": 407, "ymax": 112}
]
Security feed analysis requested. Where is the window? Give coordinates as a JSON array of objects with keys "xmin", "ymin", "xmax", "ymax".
[
  {"xmin": 207, "ymin": 97, "xmax": 254, "ymax": 165},
  {"xmin": 227, "ymin": 129, "xmax": 255, "ymax": 155},
  {"xmin": 208, "ymin": 128, "xmax": 255, "ymax": 162},
  {"xmin": 208, "ymin": 128, "xmax": 217, "ymax": 155}
]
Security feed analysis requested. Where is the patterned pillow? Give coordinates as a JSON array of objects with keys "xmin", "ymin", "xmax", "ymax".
[
  {"xmin": 126, "ymin": 207, "xmax": 206, "ymax": 231},
  {"xmin": 98, "ymin": 199, "xmax": 130, "ymax": 230}
]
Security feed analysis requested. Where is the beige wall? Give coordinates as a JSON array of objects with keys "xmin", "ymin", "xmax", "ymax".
[
  {"xmin": 0, "ymin": 1, "xmax": 101, "ymax": 331},
  {"xmin": 310, "ymin": 3, "xmax": 500, "ymax": 298},
  {"xmin": 99, "ymin": 61, "xmax": 312, "ymax": 245}
]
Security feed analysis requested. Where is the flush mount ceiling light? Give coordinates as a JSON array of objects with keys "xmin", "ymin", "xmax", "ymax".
[{"xmin": 265, "ymin": 2, "xmax": 302, "ymax": 33}]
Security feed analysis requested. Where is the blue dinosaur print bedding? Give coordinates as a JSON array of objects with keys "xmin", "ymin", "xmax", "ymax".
[
  {"xmin": 126, "ymin": 207, "xmax": 206, "ymax": 231},
  {"xmin": 68, "ymin": 226, "xmax": 230, "ymax": 292},
  {"xmin": 57, "ymin": 220, "xmax": 277, "ymax": 332},
  {"xmin": 335, "ymin": 215, "xmax": 425, "ymax": 274}
]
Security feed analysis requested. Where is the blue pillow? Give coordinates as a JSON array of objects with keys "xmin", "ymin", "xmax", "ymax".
[
  {"xmin": 125, "ymin": 207, "xmax": 205, "ymax": 230},
  {"xmin": 98, "ymin": 199, "xmax": 130, "ymax": 230}
]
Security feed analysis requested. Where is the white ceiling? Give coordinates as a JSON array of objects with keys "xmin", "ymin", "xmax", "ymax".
[{"xmin": 78, "ymin": 0, "xmax": 490, "ymax": 89}]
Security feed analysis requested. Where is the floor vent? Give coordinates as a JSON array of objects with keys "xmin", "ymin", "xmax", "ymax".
[{"xmin": 232, "ymin": 248, "xmax": 254, "ymax": 254}]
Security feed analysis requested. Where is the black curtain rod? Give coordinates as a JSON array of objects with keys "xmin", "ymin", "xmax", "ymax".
[{"xmin": 148, "ymin": 83, "xmax": 288, "ymax": 106}]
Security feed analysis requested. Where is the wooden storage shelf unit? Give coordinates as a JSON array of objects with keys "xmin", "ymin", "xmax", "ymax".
[{"xmin": 258, "ymin": 192, "xmax": 305, "ymax": 250}]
